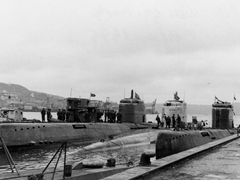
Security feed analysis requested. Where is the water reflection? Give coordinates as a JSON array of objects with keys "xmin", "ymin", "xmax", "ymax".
[{"xmin": 0, "ymin": 143, "xmax": 155, "ymax": 174}]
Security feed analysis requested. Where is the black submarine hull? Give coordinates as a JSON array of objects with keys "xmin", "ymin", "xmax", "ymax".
[{"xmin": 155, "ymin": 129, "xmax": 235, "ymax": 159}]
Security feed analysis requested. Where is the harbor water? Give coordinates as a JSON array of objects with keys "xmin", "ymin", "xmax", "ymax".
[{"xmin": 0, "ymin": 112, "xmax": 239, "ymax": 175}]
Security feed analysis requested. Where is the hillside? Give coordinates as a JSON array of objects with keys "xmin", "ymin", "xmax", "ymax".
[
  {"xmin": 0, "ymin": 83, "xmax": 65, "ymax": 111},
  {"xmin": 2, "ymin": 82, "xmax": 240, "ymax": 114}
]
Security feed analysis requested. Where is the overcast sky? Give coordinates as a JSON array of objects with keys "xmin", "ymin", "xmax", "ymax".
[{"xmin": 0, "ymin": 0, "xmax": 240, "ymax": 104}]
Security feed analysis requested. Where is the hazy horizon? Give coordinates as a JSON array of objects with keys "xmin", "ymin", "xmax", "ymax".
[{"xmin": 1, "ymin": 1, "xmax": 240, "ymax": 105}]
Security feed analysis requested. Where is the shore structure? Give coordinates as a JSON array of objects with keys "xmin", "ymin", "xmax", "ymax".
[{"xmin": 0, "ymin": 107, "xmax": 23, "ymax": 122}]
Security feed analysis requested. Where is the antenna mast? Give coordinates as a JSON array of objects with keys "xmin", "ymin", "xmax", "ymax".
[{"xmin": 70, "ymin": 88, "xmax": 72, "ymax": 97}]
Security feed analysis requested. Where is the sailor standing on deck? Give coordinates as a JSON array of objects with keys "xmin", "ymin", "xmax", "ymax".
[
  {"xmin": 117, "ymin": 112, "xmax": 122, "ymax": 123},
  {"xmin": 47, "ymin": 108, "xmax": 52, "ymax": 121},
  {"xmin": 62, "ymin": 109, "xmax": 66, "ymax": 121},
  {"xmin": 166, "ymin": 116, "xmax": 171, "ymax": 128},
  {"xmin": 176, "ymin": 114, "xmax": 181, "ymax": 130},
  {"xmin": 163, "ymin": 114, "xmax": 166, "ymax": 128},
  {"xmin": 57, "ymin": 109, "xmax": 61, "ymax": 120},
  {"xmin": 41, "ymin": 108, "xmax": 46, "ymax": 122},
  {"xmin": 156, "ymin": 114, "xmax": 160, "ymax": 128},
  {"xmin": 172, "ymin": 114, "xmax": 176, "ymax": 129}
]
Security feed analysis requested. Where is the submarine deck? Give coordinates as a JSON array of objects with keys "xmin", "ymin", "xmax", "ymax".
[{"xmin": 1, "ymin": 133, "xmax": 239, "ymax": 180}]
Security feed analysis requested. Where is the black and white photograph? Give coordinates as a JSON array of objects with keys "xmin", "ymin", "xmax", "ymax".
[{"xmin": 0, "ymin": 0, "xmax": 240, "ymax": 179}]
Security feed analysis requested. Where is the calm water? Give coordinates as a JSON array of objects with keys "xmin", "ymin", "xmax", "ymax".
[
  {"xmin": 0, "ymin": 112, "xmax": 239, "ymax": 175},
  {"xmin": 0, "ymin": 142, "xmax": 155, "ymax": 174}
]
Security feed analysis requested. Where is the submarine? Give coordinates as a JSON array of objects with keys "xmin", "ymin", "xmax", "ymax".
[
  {"xmin": 0, "ymin": 90, "xmax": 154, "ymax": 147},
  {"xmin": 155, "ymin": 96, "xmax": 235, "ymax": 159}
]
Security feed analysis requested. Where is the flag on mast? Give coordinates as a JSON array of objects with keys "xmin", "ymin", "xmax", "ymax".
[
  {"xmin": 135, "ymin": 92, "xmax": 140, "ymax": 100},
  {"xmin": 152, "ymin": 99, "xmax": 157, "ymax": 106},
  {"xmin": 174, "ymin": 92, "xmax": 180, "ymax": 101}
]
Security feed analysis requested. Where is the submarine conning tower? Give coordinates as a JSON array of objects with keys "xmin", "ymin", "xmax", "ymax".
[
  {"xmin": 119, "ymin": 90, "xmax": 145, "ymax": 124},
  {"xmin": 66, "ymin": 98, "xmax": 90, "ymax": 122},
  {"xmin": 212, "ymin": 97, "xmax": 234, "ymax": 129},
  {"xmin": 66, "ymin": 98, "xmax": 103, "ymax": 122},
  {"xmin": 162, "ymin": 92, "xmax": 187, "ymax": 125}
]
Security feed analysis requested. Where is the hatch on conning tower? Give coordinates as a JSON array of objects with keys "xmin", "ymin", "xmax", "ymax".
[
  {"xmin": 119, "ymin": 90, "xmax": 145, "ymax": 124},
  {"xmin": 212, "ymin": 97, "xmax": 234, "ymax": 129}
]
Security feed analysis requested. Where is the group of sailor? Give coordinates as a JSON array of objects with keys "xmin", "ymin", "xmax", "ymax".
[
  {"xmin": 41, "ymin": 108, "xmax": 52, "ymax": 122},
  {"xmin": 104, "ymin": 110, "xmax": 122, "ymax": 123},
  {"xmin": 156, "ymin": 114, "xmax": 182, "ymax": 130},
  {"xmin": 41, "ymin": 108, "xmax": 70, "ymax": 122},
  {"xmin": 57, "ymin": 109, "xmax": 70, "ymax": 121}
]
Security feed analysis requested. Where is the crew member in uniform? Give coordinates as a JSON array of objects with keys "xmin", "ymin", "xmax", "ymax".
[
  {"xmin": 166, "ymin": 116, "xmax": 171, "ymax": 128},
  {"xmin": 156, "ymin": 114, "xmax": 161, "ymax": 128},
  {"xmin": 176, "ymin": 114, "xmax": 181, "ymax": 130},
  {"xmin": 172, "ymin": 114, "xmax": 176, "ymax": 128},
  {"xmin": 57, "ymin": 109, "xmax": 61, "ymax": 120},
  {"xmin": 41, "ymin": 108, "xmax": 46, "ymax": 122},
  {"xmin": 47, "ymin": 108, "xmax": 52, "ymax": 121}
]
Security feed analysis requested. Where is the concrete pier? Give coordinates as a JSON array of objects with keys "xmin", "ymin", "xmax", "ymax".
[
  {"xmin": 103, "ymin": 134, "xmax": 239, "ymax": 180},
  {"xmin": 150, "ymin": 136, "xmax": 240, "ymax": 179}
]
